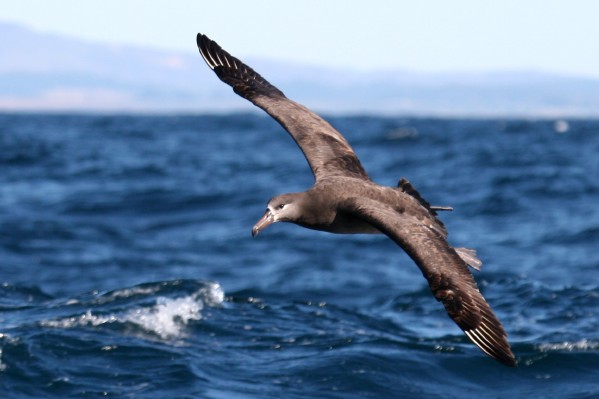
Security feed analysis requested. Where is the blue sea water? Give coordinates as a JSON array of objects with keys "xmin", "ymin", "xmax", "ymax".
[{"xmin": 0, "ymin": 113, "xmax": 598, "ymax": 398}]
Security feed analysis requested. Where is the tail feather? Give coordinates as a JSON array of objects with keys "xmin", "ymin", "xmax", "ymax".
[
  {"xmin": 455, "ymin": 247, "xmax": 483, "ymax": 271},
  {"xmin": 398, "ymin": 178, "xmax": 452, "ymax": 213}
]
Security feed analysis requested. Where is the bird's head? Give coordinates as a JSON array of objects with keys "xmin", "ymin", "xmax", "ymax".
[{"xmin": 251, "ymin": 193, "xmax": 304, "ymax": 237}]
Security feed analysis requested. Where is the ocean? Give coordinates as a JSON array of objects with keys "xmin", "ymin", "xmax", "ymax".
[{"xmin": 0, "ymin": 113, "xmax": 598, "ymax": 398}]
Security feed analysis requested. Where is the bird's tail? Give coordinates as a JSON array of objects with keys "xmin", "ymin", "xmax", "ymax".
[
  {"xmin": 455, "ymin": 247, "xmax": 483, "ymax": 271},
  {"xmin": 397, "ymin": 178, "xmax": 453, "ymax": 214}
]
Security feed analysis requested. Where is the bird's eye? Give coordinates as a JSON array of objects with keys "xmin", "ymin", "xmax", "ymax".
[{"xmin": 277, "ymin": 204, "xmax": 286, "ymax": 210}]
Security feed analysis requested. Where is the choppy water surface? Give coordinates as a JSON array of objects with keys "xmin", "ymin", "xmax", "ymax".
[{"xmin": 1, "ymin": 113, "xmax": 598, "ymax": 398}]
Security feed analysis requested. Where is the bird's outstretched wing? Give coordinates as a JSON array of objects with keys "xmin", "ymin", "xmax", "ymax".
[
  {"xmin": 341, "ymin": 197, "xmax": 517, "ymax": 367},
  {"xmin": 197, "ymin": 33, "xmax": 369, "ymax": 181}
]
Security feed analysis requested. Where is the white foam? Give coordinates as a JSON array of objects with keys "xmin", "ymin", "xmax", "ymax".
[
  {"xmin": 94, "ymin": 285, "xmax": 162, "ymax": 305},
  {"xmin": 538, "ymin": 339, "xmax": 599, "ymax": 352},
  {"xmin": 198, "ymin": 281, "xmax": 225, "ymax": 306},
  {"xmin": 0, "ymin": 350, "xmax": 6, "ymax": 372},
  {"xmin": 0, "ymin": 336, "xmax": 6, "ymax": 371},
  {"xmin": 41, "ymin": 282, "xmax": 225, "ymax": 340},
  {"xmin": 124, "ymin": 295, "xmax": 204, "ymax": 339},
  {"xmin": 41, "ymin": 310, "xmax": 115, "ymax": 329}
]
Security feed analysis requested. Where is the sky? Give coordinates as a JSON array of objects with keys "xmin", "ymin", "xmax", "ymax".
[{"xmin": 2, "ymin": 0, "xmax": 599, "ymax": 78}]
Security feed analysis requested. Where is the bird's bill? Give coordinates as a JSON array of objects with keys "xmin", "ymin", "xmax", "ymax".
[{"xmin": 252, "ymin": 209, "xmax": 275, "ymax": 237}]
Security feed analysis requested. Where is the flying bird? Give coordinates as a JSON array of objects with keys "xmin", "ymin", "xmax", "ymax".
[{"xmin": 196, "ymin": 33, "xmax": 516, "ymax": 367}]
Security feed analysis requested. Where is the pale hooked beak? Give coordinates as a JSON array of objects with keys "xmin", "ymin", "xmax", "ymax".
[{"xmin": 252, "ymin": 209, "xmax": 275, "ymax": 237}]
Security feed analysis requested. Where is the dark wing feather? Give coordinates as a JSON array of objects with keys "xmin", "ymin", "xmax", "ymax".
[
  {"xmin": 197, "ymin": 33, "xmax": 368, "ymax": 181},
  {"xmin": 341, "ymin": 197, "xmax": 516, "ymax": 367}
]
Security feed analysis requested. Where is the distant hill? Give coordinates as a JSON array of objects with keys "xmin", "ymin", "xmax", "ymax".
[{"xmin": 2, "ymin": 22, "xmax": 599, "ymax": 117}]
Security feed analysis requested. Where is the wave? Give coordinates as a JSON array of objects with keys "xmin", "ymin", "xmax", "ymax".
[{"xmin": 5, "ymin": 280, "xmax": 224, "ymax": 341}]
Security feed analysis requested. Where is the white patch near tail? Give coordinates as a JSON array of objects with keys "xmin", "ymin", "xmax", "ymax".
[{"xmin": 455, "ymin": 247, "xmax": 483, "ymax": 271}]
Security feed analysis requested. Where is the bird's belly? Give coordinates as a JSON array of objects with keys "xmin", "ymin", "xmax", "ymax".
[{"xmin": 304, "ymin": 211, "xmax": 381, "ymax": 234}]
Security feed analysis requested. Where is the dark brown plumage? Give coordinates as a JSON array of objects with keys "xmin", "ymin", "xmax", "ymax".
[{"xmin": 196, "ymin": 33, "xmax": 516, "ymax": 367}]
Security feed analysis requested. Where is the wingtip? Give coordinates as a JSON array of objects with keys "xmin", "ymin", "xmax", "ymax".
[
  {"xmin": 196, "ymin": 33, "xmax": 217, "ymax": 70},
  {"xmin": 504, "ymin": 355, "xmax": 518, "ymax": 368},
  {"xmin": 196, "ymin": 33, "xmax": 209, "ymax": 52},
  {"xmin": 464, "ymin": 327, "xmax": 517, "ymax": 367},
  {"xmin": 197, "ymin": 32, "xmax": 210, "ymax": 48},
  {"xmin": 491, "ymin": 344, "xmax": 518, "ymax": 368},
  {"xmin": 494, "ymin": 350, "xmax": 518, "ymax": 367}
]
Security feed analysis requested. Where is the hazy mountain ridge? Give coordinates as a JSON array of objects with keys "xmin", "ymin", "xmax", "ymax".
[{"xmin": 2, "ymin": 22, "xmax": 599, "ymax": 116}]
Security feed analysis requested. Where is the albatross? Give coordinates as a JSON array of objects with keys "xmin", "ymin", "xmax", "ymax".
[{"xmin": 196, "ymin": 33, "xmax": 516, "ymax": 367}]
